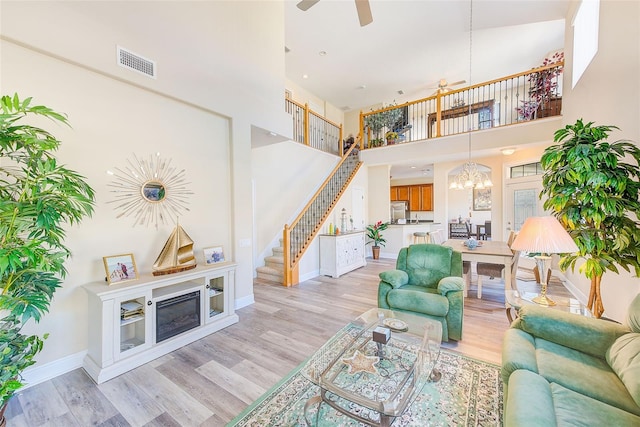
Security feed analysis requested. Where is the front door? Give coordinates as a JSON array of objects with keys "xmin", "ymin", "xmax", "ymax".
[{"xmin": 504, "ymin": 177, "xmax": 545, "ymax": 235}]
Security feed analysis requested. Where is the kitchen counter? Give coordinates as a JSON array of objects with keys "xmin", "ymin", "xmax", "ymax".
[{"xmin": 381, "ymin": 223, "xmax": 442, "ymax": 258}]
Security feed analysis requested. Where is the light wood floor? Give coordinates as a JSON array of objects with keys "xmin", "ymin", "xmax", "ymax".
[{"xmin": 5, "ymin": 258, "xmax": 569, "ymax": 426}]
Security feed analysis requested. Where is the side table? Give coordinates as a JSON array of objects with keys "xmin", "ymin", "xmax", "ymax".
[{"xmin": 505, "ymin": 289, "xmax": 592, "ymax": 323}]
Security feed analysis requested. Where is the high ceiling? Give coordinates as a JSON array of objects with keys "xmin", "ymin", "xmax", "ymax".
[
  {"xmin": 284, "ymin": 0, "xmax": 569, "ymax": 112},
  {"xmin": 284, "ymin": 0, "xmax": 570, "ymax": 179}
]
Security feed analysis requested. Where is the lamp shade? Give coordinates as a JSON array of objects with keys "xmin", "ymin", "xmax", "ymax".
[{"xmin": 511, "ymin": 216, "xmax": 579, "ymax": 254}]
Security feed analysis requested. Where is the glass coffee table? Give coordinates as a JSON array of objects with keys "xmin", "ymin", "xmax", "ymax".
[
  {"xmin": 301, "ymin": 308, "xmax": 442, "ymax": 427},
  {"xmin": 505, "ymin": 289, "xmax": 592, "ymax": 322}
]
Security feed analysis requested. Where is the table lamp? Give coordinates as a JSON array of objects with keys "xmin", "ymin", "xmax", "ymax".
[{"xmin": 510, "ymin": 216, "xmax": 578, "ymax": 306}]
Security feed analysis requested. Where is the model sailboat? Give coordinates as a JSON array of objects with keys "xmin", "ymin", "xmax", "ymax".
[{"xmin": 152, "ymin": 224, "xmax": 197, "ymax": 276}]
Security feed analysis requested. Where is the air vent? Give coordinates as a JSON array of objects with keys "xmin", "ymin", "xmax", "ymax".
[{"xmin": 117, "ymin": 46, "xmax": 156, "ymax": 78}]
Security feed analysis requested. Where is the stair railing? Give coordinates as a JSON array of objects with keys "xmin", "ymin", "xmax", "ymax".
[{"xmin": 282, "ymin": 139, "xmax": 363, "ymax": 286}]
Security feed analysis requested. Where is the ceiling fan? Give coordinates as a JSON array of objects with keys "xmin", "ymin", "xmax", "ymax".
[
  {"xmin": 297, "ymin": 0, "xmax": 373, "ymax": 27},
  {"xmin": 429, "ymin": 79, "xmax": 467, "ymax": 95}
]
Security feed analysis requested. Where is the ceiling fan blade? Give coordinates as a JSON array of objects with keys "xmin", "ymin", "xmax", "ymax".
[
  {"xmin": 448, "ymin": 80, "xmax": 467, "ymax": 87},
  {"xmin": 355, "ymin": 0, "xmax": 373, "ymax": 27},
  {"xmin": 297, "ymin": 0, "xmax": 320, "ymax": 12}
]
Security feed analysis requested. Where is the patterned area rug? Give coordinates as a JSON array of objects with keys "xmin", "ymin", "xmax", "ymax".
[{"xmin": 227, "ymin": 349, "xmax": 503, "ymax": 426}]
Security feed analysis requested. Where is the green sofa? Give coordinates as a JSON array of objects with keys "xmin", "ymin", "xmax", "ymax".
[
  {"xmin": 378, "ymin": 244, "xmax": 464, "ymax": 341},
  {"xmin": 501, "ymin": 294, "xmax": 640, "ymax": 426}
]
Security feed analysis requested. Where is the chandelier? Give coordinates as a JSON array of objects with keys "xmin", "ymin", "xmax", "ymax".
[
  {"xmin": 449, "ymin": 0, "xmax": 493, "ymax": 191},
  {"xmin": 449, "ymin": 159, "xmax": 493, "ymax": 190}
]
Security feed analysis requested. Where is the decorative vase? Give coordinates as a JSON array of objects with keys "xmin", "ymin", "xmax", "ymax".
[
  {"xmin": 465, "ymin": 237, "xmax": 478, "ymax": 250},
  {"xmin": 372, "ymin": 246, "xmax": 381, "ymax": 259}
]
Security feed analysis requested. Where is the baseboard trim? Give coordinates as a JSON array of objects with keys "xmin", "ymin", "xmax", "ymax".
[
  {"xmin": 235, "ymin": 293, "xmax": 255, "ymax": 310},
  {"xmin": 553, "ymin": 270, "xmax": 588, "ymax": 305},
  {"xmin": 299, "ymin": 269, "xmax": 320, "ymax": 283},
  {"xmin": 20, "ymin": 350, "xmax": 86, "ymax": 390}
]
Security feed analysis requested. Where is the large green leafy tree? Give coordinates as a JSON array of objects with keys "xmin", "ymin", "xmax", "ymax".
[
  {"xmin": 540, "ymin": 119, "xmax": 640, "ymax": 318},
  {"xmin": 0, "ymin": 94, "xmax": 95, "ymax": 408}
]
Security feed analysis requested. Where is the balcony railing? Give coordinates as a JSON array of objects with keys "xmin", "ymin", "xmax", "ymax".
[
  {"xmin": 285, "ymin": 98, "xmax": 343, "ymax": 155},
  {"xmin": 359, "ymin": 61, "xmax": 564, "ymax": 149}
]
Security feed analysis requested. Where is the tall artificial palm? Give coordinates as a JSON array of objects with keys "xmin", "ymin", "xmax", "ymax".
[{"xmin": 540, "ymin": 119, "xmax": 640, "ymax": 318}]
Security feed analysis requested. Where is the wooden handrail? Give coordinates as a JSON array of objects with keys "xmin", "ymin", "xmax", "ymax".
[
  {"xmin": 282, "ymin": 138, "xmax": 362, "ymax": 286},
  {"xmin": 360, "ymin": 61, "xmax": 565, "ymax": 143}
]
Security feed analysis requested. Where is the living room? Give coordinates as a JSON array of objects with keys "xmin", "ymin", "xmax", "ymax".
[{"xmin": 1, "ymin": 0, "xmax": 639, "ymax": 425}]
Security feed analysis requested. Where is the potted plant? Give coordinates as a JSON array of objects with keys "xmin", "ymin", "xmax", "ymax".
[
  {"xmin": 365, "ymin": 103, "xmax": 404, "ymax": 148},
  {"xmin": 540, "ymin": 119, "xmax": 640, "ymax": 318},
  {"xmin": 385, "ymin": 131, "xmax": 399, "ymax": 145},
  {"xmin": 0, "ymin": 94, "xmax": 95, "ymax": 419},
  {"xmin": 366, "ymin": 221, "xmax": 388, "ymax": 259},
  {"xmin": 517, "ymin": 51, "xmax": 564, "ymax": 120}
]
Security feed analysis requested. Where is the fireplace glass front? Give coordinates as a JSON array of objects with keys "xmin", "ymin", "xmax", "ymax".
[{"xmin": 155, "ymin": 290, "xmax": 201, "ymax": 343}]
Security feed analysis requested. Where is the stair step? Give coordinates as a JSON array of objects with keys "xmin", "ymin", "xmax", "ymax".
[
  {"xmin": 272, "ymin": 246, "xmax": 284, "ymax": 255},
  {"xmin": 265, "ymin": 255, "xmax": 284, "ymax": 264},
  {"xmin": 265, "ymin": 261, "xmax": 284, "ymax": 272},
  {"xmin": 256, "ymin": 266, "xmax": 283, "ymax": 284}
]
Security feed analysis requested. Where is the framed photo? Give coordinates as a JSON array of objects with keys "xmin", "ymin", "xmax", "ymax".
[
  {"xmin": 473, "ymin": 188, "xmax": 492, "ymax": 211},
  {"xmin": 103, "ymin": 253, "xmax": 138, "ymax": 284},
  {"xmin": 204, "ymin": 246, "xmax": 225, "ymax": 264}
]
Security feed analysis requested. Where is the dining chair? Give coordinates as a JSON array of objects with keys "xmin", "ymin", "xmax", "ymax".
[
  {"xmin": 478, "ymin": 220, "xmax": 492, "ymax": 240},
  {"xmin": 475, "ymin": 231, "xmax": 518, "ymax": 298}
]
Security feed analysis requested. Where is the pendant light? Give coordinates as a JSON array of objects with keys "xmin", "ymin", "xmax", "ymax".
[{"xmin": 449, "ymin": 0, "xmax": 493, "ymax": 191}]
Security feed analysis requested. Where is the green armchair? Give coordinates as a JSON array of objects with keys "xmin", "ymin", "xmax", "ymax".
[{"xmin": 378, "ymin": 244, "xmax": 464, "ymax": 341}]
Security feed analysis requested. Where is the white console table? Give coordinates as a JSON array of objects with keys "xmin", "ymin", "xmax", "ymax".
[
  {"xmin": 319, "ymin": 230, "xmax": 366, "ymax": 278},
  {"xmin": 83, "ymin": 262, "xmax": 238, "ymax": 384}
]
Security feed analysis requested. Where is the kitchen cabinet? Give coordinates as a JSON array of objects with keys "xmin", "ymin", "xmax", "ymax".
[
  {"xmin": 319, "ymin": 231, "xmax": 366, "ymax": 278},
  {"xmin": 397, "ymin": 186, "xmax": 409, "ymax": 202},
  {"xmin": 421, "ymin": 185, "xmax": 433, "ymax": 211},
  {"xmin": 390, "ymin": 184, "xmax": 433, "ymax": 211},
  {"xmin": 409, "ymin": 186, "xmax": 421, "ymax": 211}
]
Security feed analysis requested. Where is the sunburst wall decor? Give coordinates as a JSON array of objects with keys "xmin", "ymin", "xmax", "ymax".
[{"xmin": 107, "ymin": 153, "xmax": 192, "ymax": 229}]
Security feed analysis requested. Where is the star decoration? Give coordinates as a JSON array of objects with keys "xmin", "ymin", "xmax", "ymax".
[{"xmin": 342, "ymin": 350, "xmax": 380, "ymax": 375}]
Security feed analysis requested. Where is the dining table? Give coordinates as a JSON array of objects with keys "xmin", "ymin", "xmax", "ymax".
[{"xmin": 443, "ymin": 239, "xmax": 516, "ymax": 296}]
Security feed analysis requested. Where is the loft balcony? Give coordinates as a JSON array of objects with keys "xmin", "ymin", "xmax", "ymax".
[{"xmin": 285, "ymin": 61, "xmax": 564, "ymax": 156}]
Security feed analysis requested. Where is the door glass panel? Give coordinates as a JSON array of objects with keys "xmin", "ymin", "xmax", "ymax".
[{"xmin": 513, "ymin": 189, "xmax": 538, "ymax": 232}]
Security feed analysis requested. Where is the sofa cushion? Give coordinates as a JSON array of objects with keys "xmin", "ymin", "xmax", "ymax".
[
  {"xmin": 403, "ymin": 245, "xmax": 452, "ymax": 288},
  {"xmin": 551, "ymin": 381, "xmax": 640, "ymax": 427},
  {"xmin": 627, "ymin": 294, "xmax": 640, "ymax": 333},
  {"xmin": 534, "ymin": 337, "xmax": 640, "ymax": 417},
  {"xmin": 386, "ymin": 285, "xmax": 449, "ymax": 317},
  {"xmin": 607, "ymin": 333, "xmax": 640, "ymax": 408},
  {"xmin": 506, "ymin": 370, "xmax": 640, "ymax": 427}
]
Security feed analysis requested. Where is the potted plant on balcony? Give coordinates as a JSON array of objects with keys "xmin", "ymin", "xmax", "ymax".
[
  {"xmin": 540, "ymin": 119, "xmax": 640, "ymax": 318},
  {"xmin": 0, "ymin": 94, "xmax": 95, "ymax": 421},
  {"xmin": 385, "ymin": 131, "xmax": 399, "ymax": 145},
  {"xmin": 517, "ymin": 51, "xmax": 564, "ymax": 120},
  {"xmin": 366, "ymin": 221, "xmax": 388, "ymax": 259}
]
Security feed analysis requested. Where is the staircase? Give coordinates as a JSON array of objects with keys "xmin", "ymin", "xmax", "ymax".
[{"xmin": 256, "ymin": 240, "xmax": 284, "ymax": 284}]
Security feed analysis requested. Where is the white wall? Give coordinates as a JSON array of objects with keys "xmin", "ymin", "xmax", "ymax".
[
  {"xmin": 0, "ymin": 1, "xmax": 290, "ymax": 375},
  {"xmin": 252, "ymin": 142, "xmax": 337, "ymax": 262},
  {"xmin": 559, "ymin": 0, "xmax": 640, "ymax": 321},
  {"xmin": 2, "ymin": 40, "xmax": 232, "ymax": 363}
]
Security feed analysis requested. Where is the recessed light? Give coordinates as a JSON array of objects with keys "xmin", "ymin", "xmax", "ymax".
[
  {"xmin": 410, "ymin": 166, "xmax": 416, "ymax": 169},
  {"xmin": 302, "ymin": 74, "xmax": 309, "ymax": 79},
  {"xmin": 319, "ymin": 51, "xmax": 327, "ymax": 56},
  {"xmin": 358, "ymin": 84, "xmax": 367, "ymax": 90},
  {"xmin": 501, "ymin": 148, "xmax": 516, "ymax": 155}
]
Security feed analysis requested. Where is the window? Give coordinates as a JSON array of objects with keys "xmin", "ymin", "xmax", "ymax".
[
  {"xmin": 510, "ymin": 162, "xmax": 543, "ymax": 178},
  {"xmin": 572, "ymin": 0, "xmax": 600, "ymax": 88}
]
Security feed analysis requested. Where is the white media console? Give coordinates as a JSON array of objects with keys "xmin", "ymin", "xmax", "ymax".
[{"xmin": 83, "ymin": 262, "xmax": 238, "ymax": 383}]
